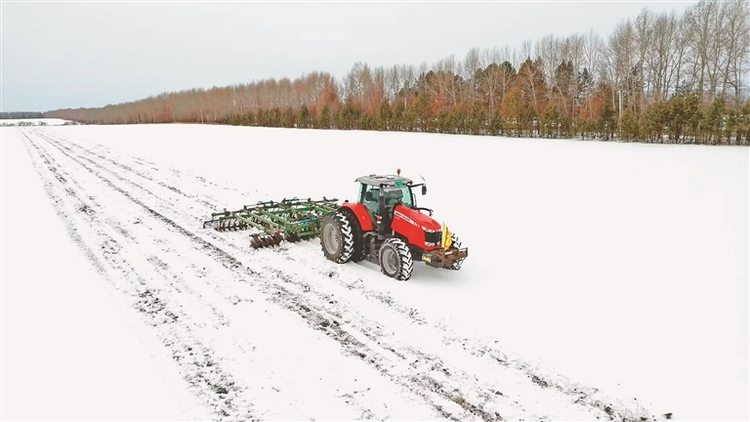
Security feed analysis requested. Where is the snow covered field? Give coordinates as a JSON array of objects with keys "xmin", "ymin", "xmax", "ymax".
[
  {"xmin": 0, "ymin": 118, "xmax": 72, "ymax": 126},
  {"xmin": 2, "ymin": 123, "xmax": 747, "ymax": 421}
]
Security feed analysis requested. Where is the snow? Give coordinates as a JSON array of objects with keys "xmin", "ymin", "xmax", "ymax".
[
  {"xmin": 1, "ymin": 128, "xmax": 209, "ymax": 420},
  {"xmin": 0, "ymin": 118, "xmax": 72, "ymax": 126},
  {"xmin": 2, "ymin": 122, "xmax": 747, "ymax": 421}
]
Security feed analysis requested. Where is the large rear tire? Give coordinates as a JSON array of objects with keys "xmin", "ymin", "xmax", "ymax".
[
  {"xmin": 341, "ymin": 209, "xmax": 366, "ymax": 262},
  {"xmin": 378, "ymin": 238, "xmax": 413, "ymax": 281},
  {"xmin": 320, "ymin": 212, "xmax": 355, "ymax": 264}
]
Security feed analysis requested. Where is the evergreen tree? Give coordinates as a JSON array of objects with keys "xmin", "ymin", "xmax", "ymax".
[
  {"xmin": 470, "ymin": 104, "xmax": 486, "ymax": 135},
  {"xmin": 391, "ymin": 101, "xmax": 405, "ymax": 131},
  {"xmin": 297, "ymin": 104, "xmax": 312, "ymax": 128},
  {"xmin": 319, "ymin": 104, "xmax": 332, "ymax": 129},
  {"xmin": 543, "ymin": 106, "xmax": 562, "ymax": 138},
  {"xmin": 738, "ymin": 102, "xmax": 750, "ymax": 145},
  {"xmin": 489, "ymin": 114, "xmax": 504, "ymax": 136},
  {"xmin": 644, "ymin": 102, "xmax": 667, "ymax": 142},
  {"xmin": 282, "ymin": 107, "xmax": 295, "ymax": 128},
  {"xmin": 701, "ymin": 99, "xmax": 725, "ymax": 144},
  {"xmin": 619, "ymin": 110, "xmax": 639, "ymax": 141},
  {"xmin": 599, "ymin": 102, "xmax": 616, "ymax": 140},
  {"xmin": 376, "ymin": 100, "xmax": 391, "ymax": 131}
]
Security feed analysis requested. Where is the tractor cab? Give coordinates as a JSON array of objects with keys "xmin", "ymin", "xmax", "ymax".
[{"xmin": 355, "ymin": 171, "xmax": 426, "ymax": 225}]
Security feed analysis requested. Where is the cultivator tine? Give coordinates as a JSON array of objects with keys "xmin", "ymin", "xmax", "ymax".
[
  {"xmin": 216, "ymin": 219, "xmax": 229, "ymax": 231},
  {"xmin": 214, "ymin": 218, "xmax": 245, "ymax": 232},
  {"xmin": 203, "ymin": 197, "xmax": 340, "ymax": 248}
]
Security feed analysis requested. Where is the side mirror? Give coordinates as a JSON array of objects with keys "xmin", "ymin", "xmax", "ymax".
[{"xmin": 421, "ymin": 185, "xmax": 427, "ymax": 195}]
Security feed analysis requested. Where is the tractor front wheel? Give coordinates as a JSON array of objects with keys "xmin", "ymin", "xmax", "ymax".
[
  {"xmin": 378, "ymin": 238, "xmax": 413, "ymax": 281},
  {"xmin": 320, "ymin": 212, "xmax": 355, "ymax": 264}
]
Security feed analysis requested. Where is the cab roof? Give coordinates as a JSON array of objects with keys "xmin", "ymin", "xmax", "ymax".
[{"xmin": 355, "ymin": 174, "xmax": 413, "ymax": 187}]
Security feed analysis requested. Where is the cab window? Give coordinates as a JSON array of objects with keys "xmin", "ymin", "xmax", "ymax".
[{"xmin": 383, "ymin": 187, "xmax": 413, "ymax": 208}]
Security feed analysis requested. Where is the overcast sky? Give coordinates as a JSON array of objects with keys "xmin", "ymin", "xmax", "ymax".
[{"xmin": 2, "ymin": 1, "xmax": 697, "ymax": 112}]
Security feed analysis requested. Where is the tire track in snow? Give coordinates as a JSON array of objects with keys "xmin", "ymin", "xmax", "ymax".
[
  {"xmin": 25, "ymin": 130, "xmax": 452, "ymax": 420},
  {"xmin": 28, "ymin": 127, "xmax": 234, "ymax": 210},
  {"xmin": 273, "ymin": 238, "xmax": 650, "ymax": 421},
  {"xmin": 35, "ymin": 127, "xmax": 654, "ymax": 421},
  {"xmin": 23, "ymin": 129, "xmax": 484, "ymax": 420},
  {"xmin": 30, "ymin": 129, "xmax": 517, "ymax": 420},
  {"xmin": 26, "ymin": 127, "xmax": 655, "ymax": 421},
  {"xmin": 21, "ymin": 132, "xmax": 257, "ymax": 421}
]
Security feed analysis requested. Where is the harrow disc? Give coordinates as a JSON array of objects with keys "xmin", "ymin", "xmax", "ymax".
[{"xmin": 250, "ymin": 232, "xmax": 284, "ymax": 249}]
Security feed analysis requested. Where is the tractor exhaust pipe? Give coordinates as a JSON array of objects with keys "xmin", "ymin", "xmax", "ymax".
[{"xmin": 377, "ymin": 185, "xmax": 388, "ymax": 240}]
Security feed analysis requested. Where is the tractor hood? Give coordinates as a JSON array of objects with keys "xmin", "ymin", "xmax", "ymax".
[{"xmin": 393, "ymin": 205, "xmax": 442, "ymax": 232}]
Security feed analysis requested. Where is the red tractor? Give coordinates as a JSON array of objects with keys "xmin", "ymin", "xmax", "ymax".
[{"xmin": 319, "ymin": 171, "xmax": 468, "ymax": 280}]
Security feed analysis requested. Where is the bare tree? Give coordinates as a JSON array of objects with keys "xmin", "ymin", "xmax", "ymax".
[
  {"xmin": 386, "ymin": 65, "xmax": 402, "ymax": 104},
  {"xmin": 478, "ymin": 48, "xmax": 502, "ymax": 116},
  {"xmin": 633, "ymin": 8, "xmax": 653, "ymax": 117},
  {"xmin": 562, "ymin": 34, "xmax": 585, "ymax": 119},
  {"xmin": 370, "ymin": 66, "xmax": 387, "ymax": 112},
  {"xmin": 397, "ymin": 64, "xmax": 419, "ymax": 107},
  {"xmin": 647, "ymin": 12, "xmax": 679, "ymax": 101},
  {"xmin": 670, "ymin": 14, "xmax": 692, "ymax": 96},
  {"xmin": 342, "ymin": 62, "xmax": 371, "ymax": 106},
  {"xmin": 684, "ymin": 0, "xmax": 721, "ymax": 101},
  {"xmin": 719, "ymin": 0, "xmax": 750, "ymax": 105},
  {"xmin": 583, "ymin": 30, "xmax": 604, "ymax": 116},
  {"xmin": 536, "ymin": 33, "xmax": 563, "ymax": 99},
  {"xmin": 431, "ymin": 54, "xmax": 460, "ymax": 109},
  {"xmin": 604, "ymin": 19, "xmax": 636, "ymax": 112},
  {"xmin": 462, "ymin": 48, "xmax": 482, "ymax": 107}
]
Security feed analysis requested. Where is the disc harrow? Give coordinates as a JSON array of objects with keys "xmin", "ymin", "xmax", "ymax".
[{"xmin": 203, "ymin": 197, "xmax": 340, "ymax": 248}]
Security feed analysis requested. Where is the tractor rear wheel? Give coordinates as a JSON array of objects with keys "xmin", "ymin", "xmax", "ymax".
[
  {"xmin": 378, "ymin": 238, "xmax": 413, "ymax": 281},
  {"xmin": 341, "ymin": 209, "xmax": 366, "ymax": 262},
  {"xmin": 320, "ymin": 212, "xmax": 355, "ymax": 264}
]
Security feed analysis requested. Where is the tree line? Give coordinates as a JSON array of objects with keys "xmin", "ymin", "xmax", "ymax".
[
  {"xmin": 47, "ymin": 0, "xmax": 750, "ymax": 145},
  {"xmin": 1, "ymin": 111, "xmax": 44, "ymax": 119}
]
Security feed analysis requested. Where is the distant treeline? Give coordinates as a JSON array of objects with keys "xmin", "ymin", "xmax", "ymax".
[
  {"xmin": 48, "ymin": 0, "xmax": 750, "ymax": 145},
  {"xmin": 1, "ymin": 112, "xmax": 44, "ymax": 119}
]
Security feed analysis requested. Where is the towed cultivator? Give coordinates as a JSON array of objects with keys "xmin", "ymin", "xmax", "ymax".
[{"xmin": 202, "ymin": 197, "xmax": 339, "ymax": 248}]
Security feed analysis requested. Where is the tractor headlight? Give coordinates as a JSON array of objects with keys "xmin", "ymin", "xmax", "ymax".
[{"xmin": 424, "ymin": 227, "xmax": 441, "ymax": 247}]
